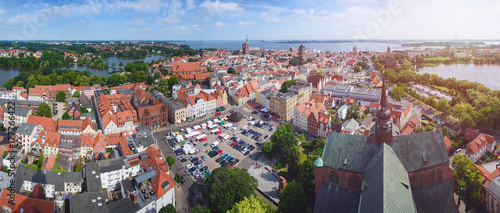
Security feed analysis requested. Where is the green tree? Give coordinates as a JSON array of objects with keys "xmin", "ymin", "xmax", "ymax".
[
  {"xmin": 280, "ymin": 80, "xmax": 297, "ymax": 93},
  {"xmin": 56, "ymin": 91, "xmax": 66, "ymax": 102},
  {"xmin": 158, "ymin": 79, "xmax": 170, "ymax": 95},
  {"xmin": 119, "ymin": 62, "xmax": 124, "ymax": 66},
  {"xmin": 16, "ymin": 81, "xmax": 25, "ymax": 87},
  {"xmin": 228, "ymin": 194, "xmax": 275, "ymax": 213},
  {"xmin": 353, "ymin": 66, "xmax": 361, "ymax": 72},
  {"xmin": 299, "ymin": 134, "xmax": 306, "ymax": 142},
  {"xmin": 299, "ymin": 155, "xmax": 316, "ymax": 206},
  {"xmin": 453, "ymin": 155, "xmax": 481, "ymax": 211},
  {"xmin": 166, "ymin": 156, "xmax": 175, "ymax": 167},
  {"xmin": 154, "ymin": 72, "xmax": 161, "ymax": 79},
  {"xmin": 112, "ymin": 62, "xmax": 116, "ymax": 67},
  {"xmin": 459, "ymin": 113, "xmax": 476, "ymax": 131},
  {"xmin": 207, "ymin": 66, "xmax": 213, "ymax": 72},
  {"xmin": 168, "ymin": 76, "xmax": 179, "ymax": 87},
  {"xmin": 36, "ymin": 103, "xmax": 53, "ymax": 118},
  {"xmin": 36, "ymin": 154, "xmax": 44, "ymax": 168},
  {"xmin": 75, "ymin": 75, "xmax": 90, "ymax": 86},
  {"xmin": 441, "ymin": 126, "xmax": 449, "ymax": 137},
  {"xmin": 62, "ymin": 112, "xmax": 71, "ymax": 120},
  {"xmin": 192, "ymin": 205, "xmax": 211, "ymax": 213},
  {"xmin": 387, "ymin": 73, "xmax": 398, "ymax": 83},
  {"xmin": 289, "ymin": 58, "xmax": 300, "ymax": 66},
  {"xmin": 159, "ymin": 204, "xmax": 176, "ymax": 213},
  {"xmin": 425, "ymin": 96, "xmax": 437, "ymax": 108},
  {"xmin": 89, "ymin": 75, "xmax": 101, "ymax": 85},
  {"xmin": 262, "ymin": 142, "xmax": 274, "ymax": 157},
  {"xmin": 287, "ymin": 146, "xmax": 300, "ymax": 181},
  {"xmin": 73, "ymin": 90, "xmax": 81, "ymax": 98},
  {"xmin": 145, "ymin": 75, "xmax": 155, "ymax": 85},
  {"xmin": 107, "ymin": 74, "xmax": 124, "ymax": 87},
  {"xmin": 75, "ymin": 159, "xmax": 82, "ymax": 172},
  {"xmin": 436, "ymin": 98, "xmax": 449, "ymax": 113},
  {"xmin": 174, "ymin": 173, "xmax": 182, "ymax": 183},
  {"xmin": 390, "ymin": 86, "xmax": 406, "ymax": 101},
  {"xmin": 278, "ymin": 181, "xmax": 307, "ymax": 213},
  {"xmin": 204, "ymin": 167, "xmax": 258, "ymax": 213},
  {"xmin": 346, "ymin": 105, "xmax": 360, "ymax": 120},
  {"xmin": 228, "ymin": 67, "xmax": 236, "ymax": 74},
  {"xmin": 276, "ymin": 132, "xmax": 298, "ymax": 161}
]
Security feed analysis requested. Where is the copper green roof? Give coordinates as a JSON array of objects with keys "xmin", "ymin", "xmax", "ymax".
[
  {"xmin": 315, "ymin": 157, "xmax": 323, "ymax": 167},
  {"xmin": 322, "ymin": 132, "xmax": 376, "ymax": 173},
  {"xmin": 358, "ymin": 143, "xmax": 416, "ymax": 213}
]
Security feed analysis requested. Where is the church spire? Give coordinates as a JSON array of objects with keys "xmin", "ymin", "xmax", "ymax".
[
  {"xmin": 245, "ymin": 35, "xmax": 249, "ymax": 44},
  {"xmin": 380, "ymin": 77, "xmax": 388, "ymax": 109},
  {"xmin": 375, "ymin": 77, "xmax": 393, "ymax": 145}
]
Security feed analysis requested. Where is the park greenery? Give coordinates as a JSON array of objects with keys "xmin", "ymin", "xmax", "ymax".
[
  {"xmin": 116, "ymin": 49, "xmax": 148, "ymax": 59},
  {"xmin": 262, "ymin": 124, "xmax": 326, "ymax": 209},
  {"xmin": 62, "ymin": 112, "xmax": 71, "ymax": 120},
  {"xmin": 374, "ymin": 54, "xmax": 500, "ymax": 131},
  {"xmin": 56, "ymin": 91, "xmax": 67, "ymax": 102},
  {"xmin": 203, "ymin": 167, "xmax": 258, "ymax": 213},
  {"xmin": 2, "ymin": 68, "xmax": 107, "ymax": 89},
  {"xmin": 453, "ymin": 155, "xmax": 481, "ymax": 212}
]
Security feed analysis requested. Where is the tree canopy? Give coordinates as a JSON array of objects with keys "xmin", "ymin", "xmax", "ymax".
[
  {"xmin": 227, "ymin": 194, "xmax": 275, "ymax": 213},
  {"xmin": 204, "ymin": 167, "xmax": 258, "ymax": 213},
  {"xmin": 228, "ymin": 67, "xmax": 236, "ymax": 74},
  {"xmin": 166, "ymin": 156, "xmax": 175, "ymax": 167},
  {"xmin": 453, "ymin": 155, "xmax": 481, "ymax": 212},
  {"xmin": 36, "ymin": 103, "xmax": 52, "ymax": 118},
  {"xmin": 270, "ymin": 124, "xmax": 298, "ymax": 160},
  {"xmin": 280, "ymin": 80, "xmax": 297, "ymax": 93},
  {"xmin": 278, "ymin": 181, "xmax": 307, "ymax": 213},
  {"xmin": 62, "ymin": 112, "xmax": 71, "ymax": 120},
  {"xmin": 159, "ymin": 204, "xmax": 177, "ymax": 213},
  {"xmin": 56, "ymin": 91, "xmax": 66, "ymax": 102},
  {"xmin": 287, "ymin": 146, "xmax": 300, "ymax": 181},
  {"xmin": 72, "ymin": 90, "xmax": 81, "ymax": 98}
]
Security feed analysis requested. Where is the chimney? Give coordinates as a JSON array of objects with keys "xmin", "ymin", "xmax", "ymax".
[
  {"xmin": 132, "ymin": 192, "xmax": 138, "ymax": 203},
  {"xmin": 279, "ymin": 176, "xmax": 287, "ymax": 191}
]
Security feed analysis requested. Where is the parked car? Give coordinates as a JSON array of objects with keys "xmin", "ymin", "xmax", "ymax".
[
  {"xmin": 216, "ymin": 157, "xmax": 224, "ymax": 163},
  {"xmin": 190, "ymin": 157, "xmax": 199, "ymax": 163},
  {"xmin": 189, "ymin": 167, "xmax": 197, "ymax": 172},
  {"xmin": 194, "ymin": 160, "xmax": 202, "ymax": 166},
  {"xmin": 186, "ymin": 164, "xmax": 194, "ymax": 169},
  {"xmin": 180, "ymin": 176, "xmax": 185, "ymax": 184},
  {"xmin": 180, "ymin": 158, "xmax": 187, "ymax": 163}
]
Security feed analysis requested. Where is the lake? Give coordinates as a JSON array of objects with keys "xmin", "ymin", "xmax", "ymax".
[
  {"xmin": 0, "ymin": 55, "xmax": 164, "ymax": 87},
  {"xmin": 417, "ymin": 63, "xmax": 500, "ymax": 90}
]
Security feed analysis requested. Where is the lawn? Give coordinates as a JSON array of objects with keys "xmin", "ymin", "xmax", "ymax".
[{"xmin": 299, "ymin": 152, "xmax": 307, "ymax": 166}]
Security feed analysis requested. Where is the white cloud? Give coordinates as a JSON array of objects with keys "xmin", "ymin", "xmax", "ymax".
[
  {"xmin": 186, "ymin": 0, "xmax": 196, "ymax": 10},
  {"xmin": 238, "ymin": 21, "xmax": 254, "ymax": 26},
  {"xmin": 80, "ymin": 20, "xmax": 86, "ymax": 24},
  {"xmin": 200, "ymin": 0, "xmax": 242, "ymax": 14},
  {"xmin": 199, "ymin": 17, "xmax": 211, "ymax": 22},
  {"xmin": 156, "ymin": 13, "xmax": 181, "ymax": 24},
  {"xmin": 127, "ymin": 27, "xmax": 152, "ymax": 32},
  {"xmin": 215, "ymin": 21, "xmax": 226, "ymax": 27},
  {"xmin": 126, "ymin": 18, "xmax": 144, "ymax": 25}
]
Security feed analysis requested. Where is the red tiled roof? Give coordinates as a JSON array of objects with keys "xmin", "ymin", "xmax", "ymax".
[
  {"xmin": 28, "ymin": 115, "xmax": 57, "ymax": 132},
  {"xmin": 0, "ymin": 189, "xmax": 55, "ymax": 213},
  {"xmin": 58, "ymin": 120, "xmax": 83, "ymax": 132}
]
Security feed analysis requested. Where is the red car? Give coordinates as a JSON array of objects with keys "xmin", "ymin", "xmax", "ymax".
[
  {"xmin": 216, "ymin": 111, "xmax": 221, "ymax": 116},
  {"xmin": 217, "ymin": 149, "xmax": 223, "ymax": 154},
  {"xmin": 230, "ymin": 142, "xmax": 236, "ymax": 147}
]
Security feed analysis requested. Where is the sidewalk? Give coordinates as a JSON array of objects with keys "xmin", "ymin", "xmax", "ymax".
[{"xmin": 247, "ymin": 156, "xmax": 280, "ymax": 203}]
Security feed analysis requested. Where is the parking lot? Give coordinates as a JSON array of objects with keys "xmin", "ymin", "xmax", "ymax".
[{"xmin": 165, "ymin": 110, "xmax": 279, "ymax": 182}]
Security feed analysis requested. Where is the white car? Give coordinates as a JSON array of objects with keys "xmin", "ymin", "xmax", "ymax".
[
  {"xmin": 186, "ymin": 164, "xmax": 194, "ymax": 169},
  {"xmin": 241, "ymin": 148, "xmax": 248, "ymax": 154},
  {"xmin": 173, "ymin": 145, "xmax": 181, "ymax": 150}
]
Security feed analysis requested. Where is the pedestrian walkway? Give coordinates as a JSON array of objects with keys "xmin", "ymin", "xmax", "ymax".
[{"xmin": 247, "ymin": 156, "xmax": 280, "ymax": 203}]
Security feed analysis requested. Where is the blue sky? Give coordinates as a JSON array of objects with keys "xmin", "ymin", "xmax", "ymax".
[{"xmin": 0, "ymin": 0, "xmax": 499, "ymax": 40}]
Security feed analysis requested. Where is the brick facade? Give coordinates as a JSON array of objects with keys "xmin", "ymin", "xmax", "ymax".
[{"xmin": 315, "ymin": 166, "xmax": 364, "ymax": 198}]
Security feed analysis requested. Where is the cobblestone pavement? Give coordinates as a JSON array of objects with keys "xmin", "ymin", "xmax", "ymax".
[{"xmin": 247, "ymin": 156, "xmax": 280, "ymax": 203}]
